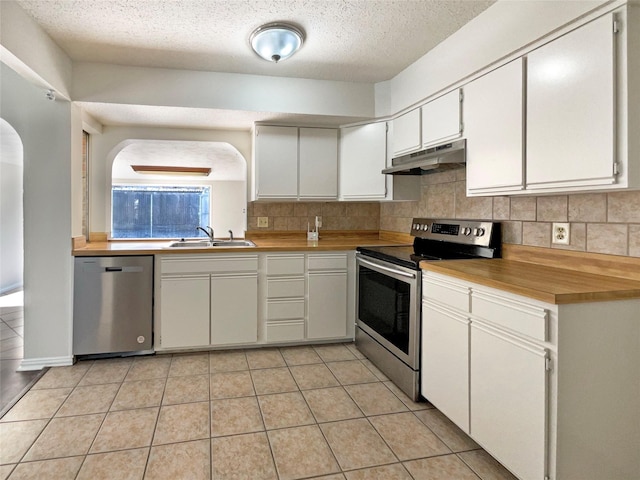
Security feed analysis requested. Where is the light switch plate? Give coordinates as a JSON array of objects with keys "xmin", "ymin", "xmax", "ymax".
[
  {"xmin": 552, "ymin": 223, "xmax": 570, "ymax": 245},
  {"xmin": 257, "ymin": 217, "xmax": 269, "ymax": 228}
]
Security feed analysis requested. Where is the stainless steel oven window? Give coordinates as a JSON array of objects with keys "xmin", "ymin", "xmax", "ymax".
[{"xmin": 355, "ymin": 255, "xmax": 420, "ymax": 369}]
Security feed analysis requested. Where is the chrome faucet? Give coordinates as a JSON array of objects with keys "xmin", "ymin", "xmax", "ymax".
[
  {"xmin": 196, "ymin": 226, "xmax": 214, "ymax": 244},
  {"xmin": 228, "ymin": 230, "xmax": 234, "ymax": 241}
]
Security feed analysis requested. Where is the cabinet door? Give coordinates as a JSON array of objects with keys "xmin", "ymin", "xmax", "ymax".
[
  {"xmin": 421, "ymin": 89, "xmax": 461, "ymax": 148},
  {"xmin": 160, "ymin": 275, "xmax": 209, "ymax": 348},
  {"xmin": 421, "ymin": 301, "xmax": 470, "ymax": 433},
  {"xmin": 307, "ymin": 272, "xmax": 347, "ymax": 339},
  {"xmin": 391, "ymin": 108, "xmax": 421, "ymax": 156},
  {"xmin": 339, "ymin": 122, "xmax": 387, "ymax": 200},
  {"xmin": 210, "ymin": 274, "xmax": 258, "ymax": 345},
  {"xmin": 299, "ymin": 128, "xmax": 338, "ymax": 199},
  {"xmin": 255, "ymin": 125, "xmax": 298, "ymax": 199},
  {"xmin": 527, "ymin": 14, "xmax": 616, "ymax": 190},
  {"xmin": 470, "ymin": 322, "xmax": 547, "ymax": 480},
  {"xmin": 465, "ymin": 59, "xmax": 525, "ymax": 195}
]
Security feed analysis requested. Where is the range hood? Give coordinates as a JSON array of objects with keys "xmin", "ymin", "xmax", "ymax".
[{"xmin": 382, "ymin": 139, "xmax": 466, "ymax": 175}]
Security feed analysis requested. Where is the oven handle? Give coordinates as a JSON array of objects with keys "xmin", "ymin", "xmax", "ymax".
[{"xmin": 357, "ymin": 256, "xmax": 417, "ymax": 279}]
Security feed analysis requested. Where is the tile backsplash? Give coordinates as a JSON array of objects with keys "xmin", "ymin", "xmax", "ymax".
[{"xmin": 379, "ymin": 168, "xmax": 640, "ymax": 258}]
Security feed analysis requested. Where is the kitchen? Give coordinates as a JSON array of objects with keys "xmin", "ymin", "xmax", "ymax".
[{"xmin": 1, "ymin": 1, "xmax": 640, "ymax": 479}]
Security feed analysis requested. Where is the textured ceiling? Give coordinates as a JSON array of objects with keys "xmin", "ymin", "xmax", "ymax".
[{"xmin": 17, "ymin": 0, "xmax": 495, "ymax": 83}]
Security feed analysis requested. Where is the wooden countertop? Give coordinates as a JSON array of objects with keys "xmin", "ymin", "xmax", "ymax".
[
  {"xmin": 421, "ymin": 257, "xmax": 640, "ymax": 304},
  {"xmin": 72, "ymin": 231, "xmax": 412, "ymax": 256}
]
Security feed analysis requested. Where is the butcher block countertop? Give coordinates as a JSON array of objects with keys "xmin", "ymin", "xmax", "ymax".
[
  {"xmin": 421, "ymin": 245, "xmax": 640, "ymax": 305},
  {"xmin": 72, "ymin": 231, "xmax": 412, "ymax": 256}
]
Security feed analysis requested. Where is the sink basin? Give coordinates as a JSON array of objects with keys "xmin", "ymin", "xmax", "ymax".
[{"xmin": 168, "ymin": 240, "xmax": 256, "ymax": 248}]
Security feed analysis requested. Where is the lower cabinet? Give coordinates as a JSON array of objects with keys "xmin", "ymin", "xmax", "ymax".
[
  {"xmin": 159, "ymin": 275, "xmax": 210, "ymax": 349},
  {"xmin": 307, "ymin": 271, "xmax": 347, "ymax": 339},
  {"xmin": 211, "ymin": 273, "xmax": 258, "ymax": 345}
]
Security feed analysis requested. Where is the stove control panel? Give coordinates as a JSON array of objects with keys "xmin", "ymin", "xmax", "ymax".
[{"xmin": 410, "ymin": 218, "xmax": 496, "ymax": 246}]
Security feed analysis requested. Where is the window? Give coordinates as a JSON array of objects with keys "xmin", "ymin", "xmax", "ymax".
[{"xmin": 112, "ymin": 185, "xmax": 210, "ymax": 239}]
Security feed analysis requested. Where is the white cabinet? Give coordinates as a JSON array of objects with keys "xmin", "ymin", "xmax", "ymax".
[
  {"xmin": 253, "ymin": 125, "xmax": 338, "ymax": 200},
  {"xmin": 159, "ymin": 275, "xmax": 210, "ymax": 349},
  {"xmin": 157, "ymin": 254, "xmax": 258, "ymax": 349},
  {"xmin": 254, "ymin": 126, "xmax": 298, "ymax": 199},
  {"xmin": 526, "ymin": 13, "xmax": 616, "ymax": 191},
  {"xmin": 264, "ymin": 254, "xmax": 306, "ymax": 343},
  {"xmin": 421, "ymin": 89, "xmax": 461, "ymax": 148},
  {"xmin": 299, "ymin": 128, "xmax": 338, "ymax": 199},
  {"xmin": 339, "ymin": 122, "xmax": 387, "ymax": 200},
  {"xmin": 391, "ymin": 108, "xmax": 421, "ymax": 157},
  {"xmin": 465, "ymin": 59, "xmax": 525, "ymax": 195},
  {"xmin": 307, "ymin": 253, "xmax": 348, "ymax": 339}
]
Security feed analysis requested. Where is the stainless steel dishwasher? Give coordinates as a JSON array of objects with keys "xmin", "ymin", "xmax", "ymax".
[{"xmin": 73, "ymin": 256, "xmax": 153, "ymax": 356}]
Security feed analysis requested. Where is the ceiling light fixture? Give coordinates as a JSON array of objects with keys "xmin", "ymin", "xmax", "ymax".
[
  {"xmin": 250, "ymin": 22, "xmax": 305, "ymax": 63},
  {"xmin": 131, "ymin": 165, "xmax": 211, "ymax": 176}
]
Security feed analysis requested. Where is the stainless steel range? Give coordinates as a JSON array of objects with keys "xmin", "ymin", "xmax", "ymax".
[{"xmin": 355, "ymin": 218, "xmax": 501, "ymax": 401}]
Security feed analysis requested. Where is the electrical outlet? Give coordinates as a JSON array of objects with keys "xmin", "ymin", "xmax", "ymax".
[
  {"xmin": 257, "ymin": 217, "xmax": 269, "ymax": 228},
  {"xmin": 552, "ymin": 222, "xmax": 570, "ymax": 245}
]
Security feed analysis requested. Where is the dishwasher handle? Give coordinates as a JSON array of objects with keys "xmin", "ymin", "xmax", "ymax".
[{"xmin": 103, "ymin": 266, "xmax": 143, "ymax": 273}]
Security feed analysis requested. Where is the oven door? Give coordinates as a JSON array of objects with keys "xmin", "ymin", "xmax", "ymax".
[{"xmin": 356, "ymin": 253, "xmax": 420, "ymax": 368}]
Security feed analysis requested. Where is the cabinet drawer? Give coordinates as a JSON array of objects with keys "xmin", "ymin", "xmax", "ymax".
[
  {"xmin": 266, "ymin": 299, "xmax": 305, "ymax": 321},
  {"xmin": 471, "ymin": 290, "xmax": 548, "ymax": 341},
  {"xmin": 266, "ymin": 321, "xmax": 305, "ymax": 343},
  {"xmin": 266, "ymin": 255, "xmax": 305, "ymax": 275},
  {"xmin": 423, "ymin": 274, "xmax": 470, "ymax": 313},
  {"xmin": 308, "ymin": 253, "xmax": 347, "ymax": 271},
  {"xmin": 267, "ymin": 278, "xmax": 305, "ymax": 298},
  {"xmin": 161, "ymin": 255, "xmax": 258, "ymax": 274}
]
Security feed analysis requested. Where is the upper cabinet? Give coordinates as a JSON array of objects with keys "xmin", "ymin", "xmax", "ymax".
[
  {"xmin": 339, "ymin": 122, "xmax": 388, "ymax": 200},
  {"xmin": 253, "ymin": 125, "xmax": 338, "ymax": 201},
  {"xmin": 421, "ymin": 89, "xmax": 462, "ymax": 148},
  {"xmin": 391, "ymin": 108, "xmax": 421, "ymax": 157},
  {"xmin": 465, "ymin": 59, "xmax": 525, "ymax": 195},
  {"xmin": 526, "ymin": 13, "xmax": 616, "ymax": 191}
]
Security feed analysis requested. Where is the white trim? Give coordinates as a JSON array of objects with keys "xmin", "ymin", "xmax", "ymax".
[{"xmin": 18, "ymin": 356, "xmax": 74, "ymax": 371}]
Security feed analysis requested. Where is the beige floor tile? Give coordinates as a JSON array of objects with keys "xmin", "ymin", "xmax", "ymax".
[
  {"xmin": 23, "ymin": 414, "xmax": 104, "ymax": 461},
  {"xmin": 313, "ymin": 344, "xmax": 357, "ymax": 362},
  {"xmin": 0, "ymin": 388, "xmax": 71, "ymax": 422},
  {"xmin": 124, "ymin": 356, "xmax": 170, "ymax": 381},
  {"xmin": 313, "ymin": 475, "xmax": 346, "ymax": 480},
  {"xmin": 289, "ymin": 363, "xmax": 339, "ymax": 390},
  {"xmin": 56, "ymin": 383, "xmax": 119, "ymax": 417},
  {"xmin": 78, "ymin": 358, "xmax": 132, "ymax": 386},
  {"xmin": 302, "ymin": 387, "xmax": 363, "ymax": 423},
  {"xmin": 345, "ymin": 343, "xmax": 366, "ymax": 360},
  {"xmin": 76, "ymin": 447, "xmax": 149, "ymax": 480},
  {"xmin": 210, "ymin": 371, "xmax": 255, "ymax": 399},
  {"xmin": 369, "ymin": 412, "xmax": 451, "ymax": 461},
  {"xmin": 212, "ymin": 432, "xmax": 277, "ymax": 480},
  {"xmin": 0, "ymin": 419, "xmax": 47, "ymax": 464},
  {"xmin": 320, "ymin": 418, "xmax": 396, "ymax": 470},
  {"xmin": 211, "ymin": 396, "xmax": 264, "ymax": 437},
  {"xmin": 153, "ymin": 401, "xmax": 209, "ymax": 445},
  {"xmin": 246, "ymin": 348, "xmax": 286, "ymax": 369},
  {"xmin": 280, "ymin": 346, "xmax": 323, "ymax": 366},
  {"xmin": 345, "ymin": 463, "xmax": 413, "ymax": 480},
  {"xmin": 403, "ymin": 454, "xmax": 480, "ymax": 480},
  {"xmin": 361, "ymin": 359, "xmax": 389, "ymax": 381},
  {"xmin": 90, "ymin": 407, "xmax": 158, "ymax": 453},
  {"xmin": 209, "ymin": 350, "xmax": 248, "ymax": 373},
  {"xmin": 345, "ymin": 383, "xmax": 408, "ymax": 416},
  {"xmin": 0, "ymin": 464, "xmax": 14, "ymax": 480},
  {"xmin": 415, "ymin": 409, "xmax": 479, "ymax": 452},
  {"xmin": 251, "ymin": 367, "xmax": 298, "ymax": 395},
  {"xmin": 258, "ymin": 392, "xmax": 314, "ymax": 430},
  {"xmin": 268, "ymin": 425, "xmax": 340, "ymax": 480},
  {"xmin": 146, "ymin": 439, "xmax": 210, "ymax": 480},
  {"xmin": 162, "ymin": 374, "xmax": 209, "ymax": 405},
  {"xmin": 110, "ymin": 378, "xmax": 165, "ymax": 411},
  {"xmin": 7, "ymin": 456, "xmax": 83, "ymax": 480},
  {"xmin": 326, "ymin": 361, "xmax": 379, "ymax": 385},
  {"xmin": 383, "ymin": 381, "xmax": 432, "ymax": 411},
  {"xmin": 458, "ymin": 449, "xmax": 518, "ymax": 480},
  {"xmin": 169, "ymin": 353, "xmax": 209, "ymax": 377},
  {"xmin": 31, "ymin": 363, "xmax": 91, "ymax": 389}
]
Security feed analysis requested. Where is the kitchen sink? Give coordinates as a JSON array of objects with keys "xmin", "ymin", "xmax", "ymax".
[{"xmin": 168, "ymin": 240, "xmax": 256, "ymax": 248}]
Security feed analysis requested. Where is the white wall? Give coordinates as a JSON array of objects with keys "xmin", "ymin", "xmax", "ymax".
[
  {"xmin": 1, "ymin": 63, "xmax": 74, "ymax": 367},
  {"xmin": 90, "ymin": 126, "xmax": 252, "ymax": 235},
  {"xmin": 0, "ymin": 119, "xmax": 24, "ymax": 293},
  {"xmin": 211, "ymin": 181, "xmax": 247, "ymax": 238}
]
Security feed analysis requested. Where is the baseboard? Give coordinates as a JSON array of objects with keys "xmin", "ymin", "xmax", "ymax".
[{"xmin": 18, "ymin": 356, "xmax": 74, "ymax": 371}]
